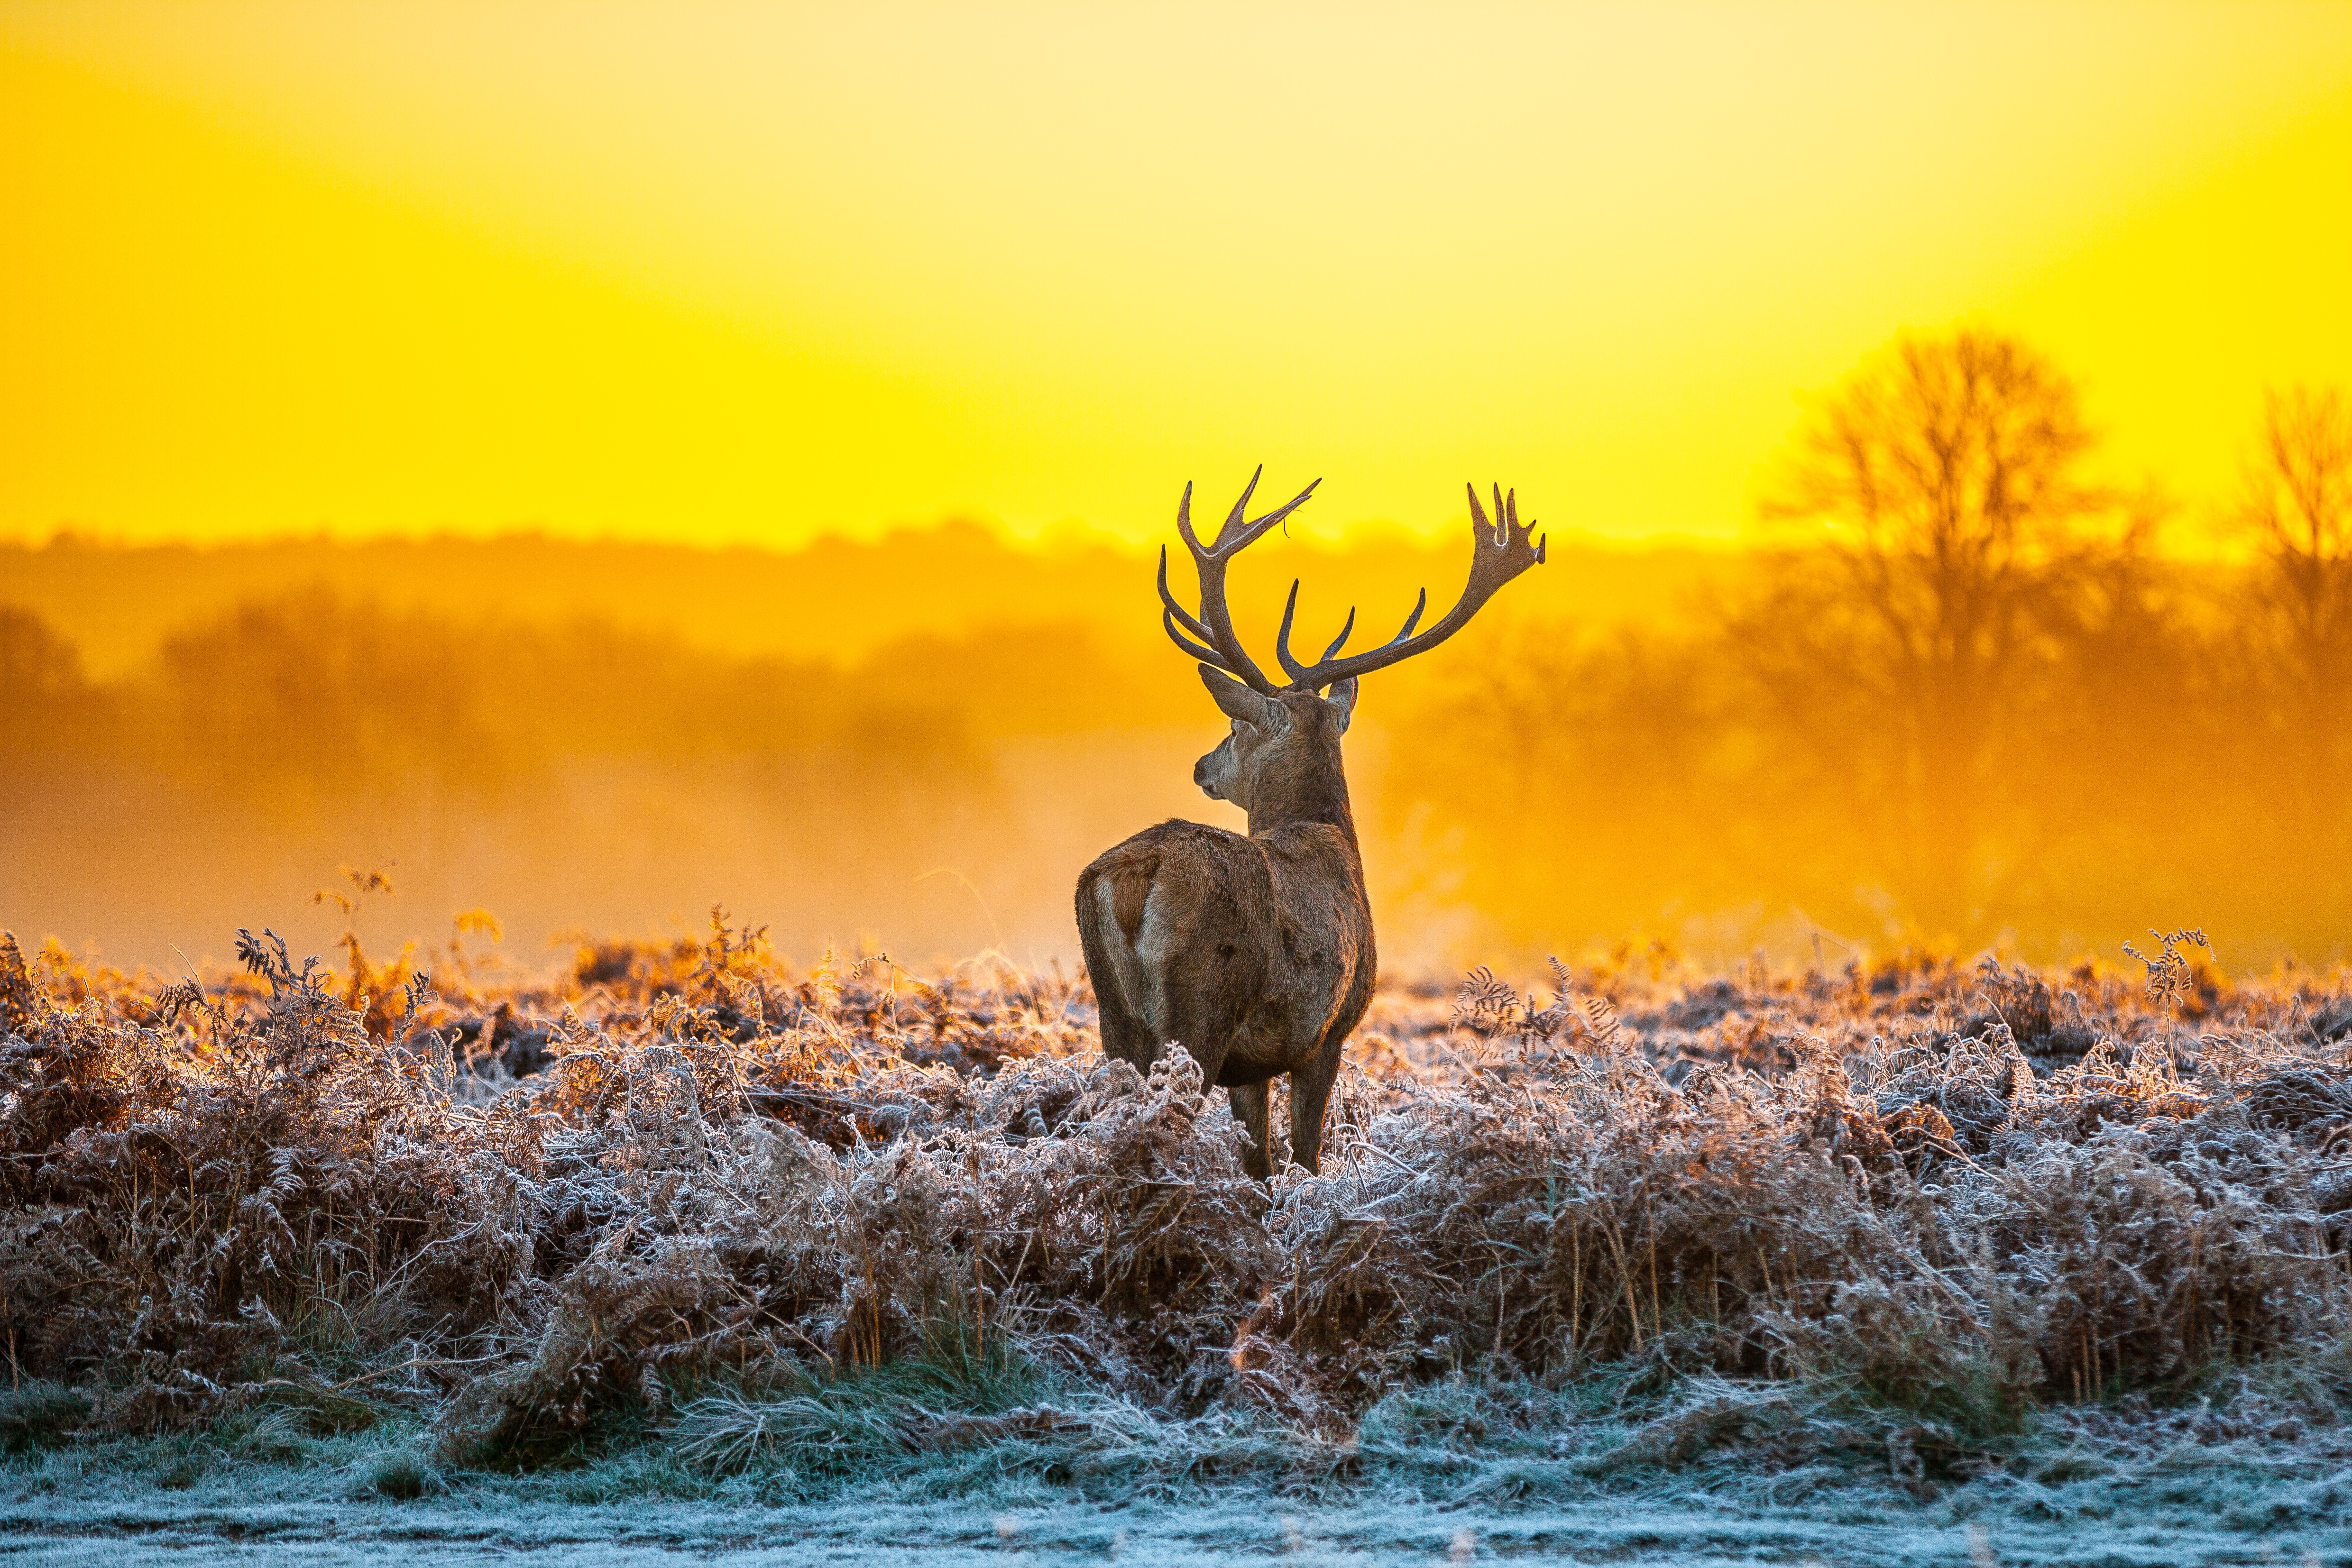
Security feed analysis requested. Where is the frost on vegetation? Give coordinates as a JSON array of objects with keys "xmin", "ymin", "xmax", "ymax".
[{"xmin": 2, "ymin": 917, "xmax": 2351, "ymax": 1515}]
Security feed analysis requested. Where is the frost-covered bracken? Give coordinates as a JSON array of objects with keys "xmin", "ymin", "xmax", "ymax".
[{"xmin": 2, "ymin": 919, "xmax": 2349, "ymax": 1485}]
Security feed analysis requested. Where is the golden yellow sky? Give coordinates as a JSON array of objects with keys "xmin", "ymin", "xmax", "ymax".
[{"xmin": 4, "ymin": 1, "xmax": 2350, "ymax": 549}]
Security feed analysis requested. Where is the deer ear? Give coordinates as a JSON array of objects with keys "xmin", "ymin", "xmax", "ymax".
[
  {"xmin": 1199, "ymin": 664, "xmax": 1274, "ymax": 724},
  {"xmin": 1324, "ymin": 677, "xmax": 1359, "ymax": 733}
]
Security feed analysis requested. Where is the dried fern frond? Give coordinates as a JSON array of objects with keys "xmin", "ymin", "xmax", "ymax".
[{"xmin": 1450, "ymin": 966, "xmax": 1521, "ymax": 1036}]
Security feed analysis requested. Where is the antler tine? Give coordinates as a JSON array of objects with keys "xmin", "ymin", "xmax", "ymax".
[
  {"xmin": 1163, "ymin": 484, "xmax": 1257, "ymax": 684},
  {"xmin": 1159, "ymin": 470, "xmax": 1321, "ymax": 692},
  {"xmin": 1215, "ymin": 466, "xmax": 1263, "ymax": 548},
  {"xmin": 1204, "ymin": 469, "xmax": 1321, "ymax": 558},
  {"xmin": 1161, "ymin": 605, "xmax": 1223, "ymax": 666},
  {"xmin": 1390, "ymin": 587, "xmax": 1428, "ymax": 642},
  {"xmin": 1238, "ymin": 480, "xmax": 1320, "ymax": 551},
  {"xmin": 1274, "ymin": 580, "xmax": 1308, "ymax": 683},
  {"xmin": 1280, "ymin": 481, "xmax": 1544, "ymax": 691},
  {"xmin": 1276, "ymin": 579, "xmax": 1358, "ymax": 683},
  {"xmin": 1320, "ymin": 608, "xmax": 1357, "ymax": 661},
  {"xmin": 1157, "ymin": 545, "xmax": 1216, "ymax": 646},
  {"xmin": 1174, "ymin": 478, "xmax": 1204, "ymax": 554}
]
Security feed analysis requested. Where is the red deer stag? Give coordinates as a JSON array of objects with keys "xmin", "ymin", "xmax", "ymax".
[{"xmin": 1075, "ymin": 471, "xmax": 1544, "ymax": 1178}]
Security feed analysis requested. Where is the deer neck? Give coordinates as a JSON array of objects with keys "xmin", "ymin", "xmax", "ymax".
[{"xmin": 1244, "ymin": 740, "xmax": 1360, "ymax": 849}]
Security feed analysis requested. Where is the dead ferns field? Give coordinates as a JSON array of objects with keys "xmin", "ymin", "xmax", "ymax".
[{"xmin": 5, "ymin": 918, "xmax": 2352, "ymax": 1513}]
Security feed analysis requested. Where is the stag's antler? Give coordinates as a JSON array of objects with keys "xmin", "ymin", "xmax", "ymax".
[
  {"xmin": 1274, "ymin": 483, "xmax": 1544, "ymax": 690},
  {"xmin": 1158, "ymin": 466, "xmax": 1322, "ymax": 694}
]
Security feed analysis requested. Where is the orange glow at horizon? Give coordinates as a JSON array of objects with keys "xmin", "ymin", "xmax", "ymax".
[{"xmin": 3, "ymin": 1, "xmax": 2351, "ymax": 551}]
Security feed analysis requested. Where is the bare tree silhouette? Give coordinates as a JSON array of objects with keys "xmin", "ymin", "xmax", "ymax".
[
  {"xmin": 2237, "ymin": 385, "xmax": 2352, "ymax": 854},
  {"xmin": 1733, "ymin": 329, "xmax": 2122, "ymax": 933},
  {"xmin": 0, "ymin": 606, "xmax": 95, "ymax": 755}
]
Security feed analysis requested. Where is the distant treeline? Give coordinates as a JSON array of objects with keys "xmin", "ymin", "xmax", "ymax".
[
  {"xmin": 2, "ymin": 330, "xmax": 2347, "ymax": 969},
  {"xmin": 0, "ymin": 588, "xmax": 1097, "ymax": 796},
  {"xmin": 0, "ymin": 589, "xmax": 1191, "ymax": 969},
  {"xmin": 0, "ymin": 519, "xmax": 1727, "ymax": 678},
  {"xmin": 1389, "ymin": 333, "xmax": 2352, "ymax": 966}
]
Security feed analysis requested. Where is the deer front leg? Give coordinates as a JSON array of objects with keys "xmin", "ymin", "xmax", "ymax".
[
  {"xmin": 1287, "ymin": 1052, "xmax": 1342, "ymax": 1175},
  {"xmin": 1228, "ymin": 1081, "xmax": 1273, "ymax": 1182}
]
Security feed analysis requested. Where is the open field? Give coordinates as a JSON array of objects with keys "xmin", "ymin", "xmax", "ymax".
[
  {"xmin": 11, "ymin": 6, "xmax": 2352, "ymax": 1561},
  {"xmin": 5, "ymin": 920, "xmax": 2351, "ymax": 1562}
]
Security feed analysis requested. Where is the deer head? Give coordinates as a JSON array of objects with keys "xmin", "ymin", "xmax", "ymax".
[
  {"xmin": 1159, "ymin": 469, "xmax": 1546, "ymax": 828},
  {"xmin": 1190, "ymin": 673, "xmax": 1357, "ymax": 814}
]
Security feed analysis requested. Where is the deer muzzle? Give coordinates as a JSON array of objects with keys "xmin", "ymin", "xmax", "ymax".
[{"xmin": 1193, "ymin": 754, "xmax": 1222, "ymax": 799}]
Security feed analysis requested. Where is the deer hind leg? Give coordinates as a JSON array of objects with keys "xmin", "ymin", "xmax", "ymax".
[
  {"xmin": 1228, "ymin": 1081, "xmax": 1273, "ymax": 1182},
  {"xmin": 1075, "ymin": 862, "xmax": 1160, "ymax": 1067}
]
